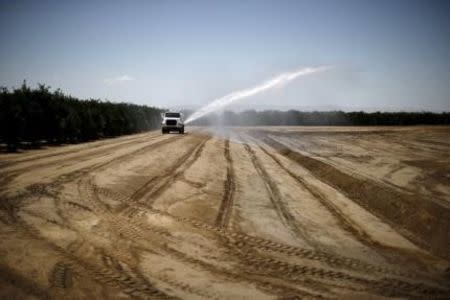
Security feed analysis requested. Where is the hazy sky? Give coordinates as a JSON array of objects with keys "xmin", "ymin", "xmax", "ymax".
[{"xmin": 1, "ymin": 0, "xmax": 450, "ymax": 111}]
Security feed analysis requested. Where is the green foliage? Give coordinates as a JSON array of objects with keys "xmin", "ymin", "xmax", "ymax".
[{"xmin": 0, "ymin": 82, "xmax": 163, "ymax": 151}]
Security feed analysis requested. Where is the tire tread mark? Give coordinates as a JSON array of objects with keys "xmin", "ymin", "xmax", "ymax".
[
  {"xmin": 161, "ymin": 244, "xmax": 325, "ymax": 299},
  {"xmin": 0, "ymin": 133, "xmax": 161, "ymax": 176},
  {"xmin": 76, "ymin": 181, "xmax": 448, "ymax": 297},
  {"xmin": 256, "ymin": 143, "xmax": 424, "ymax": 272},
  {"xmin": 242, "ymin": 140, "xmax": 317, "ymax": 247},
  {"xmin": 0, "ymin": 134, "xmax": 181, "ymax": 193},
  {"xmin": 221, "ymin": 235, "xmax": 447, "ymax": 298},
  {"xmin": 76, "ymin": 187, "xmax": 313, "ymax": 299},
  {"xmin": 256, "ymin": 132, "xmax": 450, "ymax": 260},
  {"xmin": 77, "ymin": 182, "xmax": 333, "ymax": 298},
  {"xmin": 214, "ymin": 138, "xmax": 236, "ymax": 229},
  {"xmin": 84, "ymin": 185, "xmax": 430, "ymax": 280},
  {"xmin": 0, "ymin": 132, "xmax": 153, "ymax": 168},
  {"xmin": 144, "ymin": 135, "xmax": 211, "ymax": 203},
  {"xmin": 12, "ymin": 216, "xmax": 175, "ymax": 299},
  {"xmin": 50, "ymin": 262, "xmax": 73, "ymax": 289},
  {"xmin": 122, "ymin": 135, "xmax": 211, "ymax": 218}
]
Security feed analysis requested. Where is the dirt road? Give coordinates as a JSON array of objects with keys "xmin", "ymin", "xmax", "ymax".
[{"xmin": 1, "ymin": 126, "xmax": 449, "ymax": 299}]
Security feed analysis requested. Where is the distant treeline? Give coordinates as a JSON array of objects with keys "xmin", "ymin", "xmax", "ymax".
[
  {"xmin": 190, "ymin": 110, "xmax": 450, "ymax": 126},
  {"xmin": 2, "ymin": 82, "xmax": 449, "ymax": 152},
  {"xmin": 0, "ymin": 82, "xmax": 163, "ymax": 151}
]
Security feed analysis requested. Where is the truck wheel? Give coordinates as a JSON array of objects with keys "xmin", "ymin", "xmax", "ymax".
[
  {"xmin": 180, "ymin": 128, "xmax": 184, "ymax": 134},
  {"xmin": 162, "ymin": 129, "xmax": 166, "ymax": 134}
]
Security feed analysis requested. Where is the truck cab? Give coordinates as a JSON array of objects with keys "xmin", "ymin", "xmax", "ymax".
[{"xmin": 161, "ymin": 112, "xmax": 184, "ymax": 134}]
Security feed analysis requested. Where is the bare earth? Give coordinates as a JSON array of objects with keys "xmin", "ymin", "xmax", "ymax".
[{"xmin": 1, "ymin": 126, "xmax": 449, "ymax": 299}]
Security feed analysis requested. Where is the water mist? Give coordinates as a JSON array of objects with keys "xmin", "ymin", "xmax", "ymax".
[{"xmin": 185, "ymin": 66, "xmax": 331, "ymax": 124}]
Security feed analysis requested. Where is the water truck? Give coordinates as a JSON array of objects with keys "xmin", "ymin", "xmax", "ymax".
[{"xmin": 161, "ymin": 112, "xmax": 184, "ymax": 134}]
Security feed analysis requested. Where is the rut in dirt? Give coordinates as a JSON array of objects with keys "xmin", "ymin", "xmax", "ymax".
[
  {"xmin": 2, "ymin": 129, "xmax": 449, "ymax": 299},
  {"xmin": 95, "ymin": 197, "xmax": 450, "ymax": 298},
  {"xmin": 118, "ymin": 134, "xmax": 212, "ymax": 217},
  {"xmin": 0, "ymin": 132, "xmax": 155, "ymax": 170},
  {"xmin": 240, "ymin": 136, "xmax": 318, "ymax": 248},
  {"xmin": 214, "ymin": 138, "xmax": 236, "ymax": 229},
  {"xmin": 257, "ymin": 132, "xmax": 450, "ymax": 260},
  {"xmin": 0, "ymin": 133, "xmax": 162, "ymax": 175},
  {"xmin": 0, "ymin": 133, "xmax": 176, "ymax": 190},
  {"xmin": 254, "ymin": 142, "xmax": 429, "ymax": 268}
]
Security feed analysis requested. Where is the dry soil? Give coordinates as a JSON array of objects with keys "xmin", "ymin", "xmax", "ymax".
[{"xmin": 0, "ymin": 126, "xmax": 449, "ymax": 299}]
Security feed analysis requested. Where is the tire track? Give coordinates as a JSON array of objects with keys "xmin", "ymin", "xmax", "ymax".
[
  {"xmin": 257, "ymin": 133, "xmax": 450, "ymax": 260},
  {"xmin": 160, "ymin": 243, "xmax": 328, "ymax": 299},
  {"xmin": 0, "ymin": 134, "xmax": 183, "ymax": 200},
  {"xmin": 216, "ymin": 231, "xmax": 446, "ymax": 298},
  {"xmin": 121, "ymin": 134, "xmax": 211, "ymax": 217},
  {"xmin": 75, "ymin": 189, "xmax": 217, "ymax": 299},
  {"xmin": 222, "ymin": 239, "xmax": 446, "ymax": 298},
  {"xmin": 5, "ymin": 158, "xmax": 430, "ymax": 288},
  {"xmin": 98, "ymin": 252, "xmax": 178, "ymax": 299},
  {"xmin": 214, "ymin": 138, "xmax": 236, "ymax": 229},
  {"xmin": 143, "ymin": 135, "xmax": 211, "ymax": 202},
  {"xmin": 256, "ymin": 143, "xmax": 407, "ymax": 260},
  {"xmin": 151, "ymin": 273, "xmax": 220, "ymax": 299},
  {"xmin": 257, "ymin": 143, "xmax": 446, "ymax": 270},
  {"xmin": 70, "ymin": 177, "xmax": 449, "ymax": 297},
  {"xmin": 64, "ymin": 182, "xmax": 306, "ymax": 298},
  {"xmin": 0, "ymin": 133, "xmax": 164, "ymax": 178},
  {"xmin": 73, "ymin": 183, "xmax": 335, "ymax": 298},
  {"xmin": 142, "ymin": 212, "xmax": 446, "ymax": 298},
  {"xmin": 50, "ymin": 262, "xmax": 73, "ymax": 289},
  {"xmin": 0, "ymin": 132, "xmax": 153, "ymax": 169},
  {"xmin": 28, "ymin": 197, "xmax": 450, "ymax": 299},
  {"xmin": 90, "ymin": 185, "xmax": 421, "ymax": 279},
  {"xmin": 241, "ymin": 139, "xmax": 318, "ymax": 248},
  {"xmin": 0, "ymin": 134, "xmax": 173, "ymax": 192},
  {"xmin": 4, "ymin": 130, "xmax": 448, "ymax": 298},
  {"xmin": 28, "ymin": 195, "xmax": 177, "ymax": 298},
  {"xmin": 5, "ymin": 214, "xmax": 175, "ymax": 299}
]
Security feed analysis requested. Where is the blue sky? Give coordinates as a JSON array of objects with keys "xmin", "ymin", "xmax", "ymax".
[{"xmin": 1, "ymin": 0, "xmax": 449, "ymax": 111}]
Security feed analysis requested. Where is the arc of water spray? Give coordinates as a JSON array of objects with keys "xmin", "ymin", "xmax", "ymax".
[{"xmin": 185, "ymin": 65, "xmax": 331, "ymax": 124}]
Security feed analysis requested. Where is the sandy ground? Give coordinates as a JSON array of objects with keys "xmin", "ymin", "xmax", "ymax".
[{"xmin": 0, "ymin": 126, "xmax": 449, "ymax": 299}]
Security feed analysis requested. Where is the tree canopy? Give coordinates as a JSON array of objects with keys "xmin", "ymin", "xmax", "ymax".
[{"xmin": 0, "ymin": 82, "xmax": 163, "ymax": 152}]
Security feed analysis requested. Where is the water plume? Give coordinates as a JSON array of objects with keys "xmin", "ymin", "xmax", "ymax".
[{"xmin": 185, "ymin": 65, "xmax": 331, "ymax": 124}]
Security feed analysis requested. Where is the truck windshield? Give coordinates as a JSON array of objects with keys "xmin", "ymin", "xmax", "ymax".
[{"xmin": 165, "ymin": 113, "xmax": 180, "ymax": 118}]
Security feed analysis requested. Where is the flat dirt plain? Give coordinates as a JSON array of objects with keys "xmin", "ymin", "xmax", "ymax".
[{"xmin": 1, "ymin": 126, "xmax": 449, "ymax": 299}]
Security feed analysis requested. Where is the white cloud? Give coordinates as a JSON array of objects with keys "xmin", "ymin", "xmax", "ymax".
[{"xmin": 104, "ymin": 75, "xmax": 135, "ymax": 85}]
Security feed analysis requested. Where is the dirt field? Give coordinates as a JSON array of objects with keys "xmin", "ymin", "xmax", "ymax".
[{"xmin": 1, "ymin": 126, "xmax": 449, "ymax": 299}]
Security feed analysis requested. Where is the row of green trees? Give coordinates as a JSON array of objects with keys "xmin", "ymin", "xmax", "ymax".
[
  {"xmin": 190, "ymin": 110, "xmax": 450, "ymax": 126},
  {"xmin": 2, "ymin": 82, "xmax": 448, "ymax": 152},
  {"xmin": 0, "ymin": 82, "xmax": 163, "ymax": 152}
]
